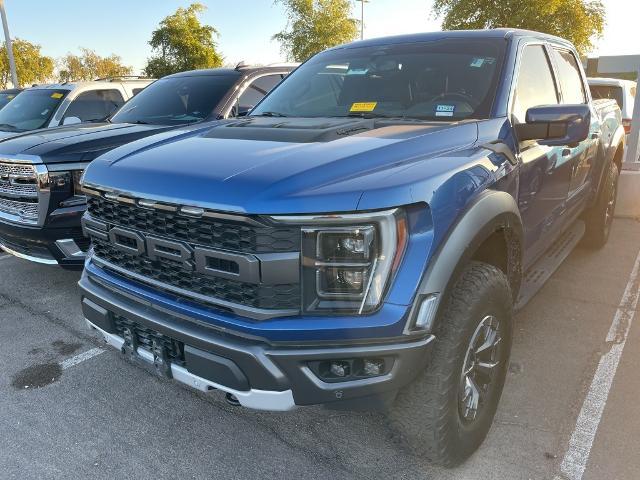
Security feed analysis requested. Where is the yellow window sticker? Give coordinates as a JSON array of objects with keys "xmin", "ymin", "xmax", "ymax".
[
  {"xmin": 51, "ymin": 92, "xmax": 63, "ymax": 99},
  {"xmin": 350, "ymin": 102, "xmax": 377, "ymax": 112}
]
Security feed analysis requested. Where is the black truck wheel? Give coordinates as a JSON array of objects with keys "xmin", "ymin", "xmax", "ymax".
[
  {"xmin": 390, "ymin": 262, "xmax": 513, "ymax": 466},
  {"xmin": 582, "ymin": 161, "xmax": 619, "ymax": 249}
]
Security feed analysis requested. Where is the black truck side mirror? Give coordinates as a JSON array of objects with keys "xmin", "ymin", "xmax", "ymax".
[{"xmin": 515, "ymin": 104, "xmax": 590, "ymax": 147}]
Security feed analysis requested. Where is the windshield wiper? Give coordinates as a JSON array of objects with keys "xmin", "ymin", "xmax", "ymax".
[
  {"xmin": 253, "ymin": 111, "xmax": 288, "ymax": 117},
  {"xmin": 129, "ymin": 120, "xmax": 152, "ymax": 125},
  {"xmin": 0, "ymin": 123, "xmax": 19, "ymax": 131}
]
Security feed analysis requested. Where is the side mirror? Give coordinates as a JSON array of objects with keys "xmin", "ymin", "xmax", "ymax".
[
  {"xmin": 515, "ymin": 104, "xmax": 590, "ymax": 147},
  {"xmin": 62, "ymin": 116, "xmax": 82, "ymax": 126}
]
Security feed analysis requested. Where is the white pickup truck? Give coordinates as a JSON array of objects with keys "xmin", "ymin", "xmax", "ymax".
[{"xmin": 0, "ymin": 77, "xmax": 154, "ymax": 138}]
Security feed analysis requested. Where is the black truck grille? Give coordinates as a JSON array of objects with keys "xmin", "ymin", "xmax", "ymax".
[
  {"xmin": 86, "ymin": 196, "xmax": 302, "ymax": 314},
  {"xmin": 87, "ymin": 197, "xmax": 300, "ymax": 253},
  {"xmin": 93, "ymin": 238, "xmax": 301, "ymax": 310},
  {"xmin": 114, "ymin": 316, "xmax": 185, "ymax": 364}
]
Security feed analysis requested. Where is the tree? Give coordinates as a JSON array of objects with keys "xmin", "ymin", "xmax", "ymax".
[
  {"xmin": 144, "ymin": 3, "xmax": 223, "ymax": 78},
  {"xmin": 58, "ymin": 48, "xmax": 132, "ymax": 82},
  {"xmin": 432, "ymin": 0, "xmax": 605, "ymax": 54},
  {"xmin": 273, "ymin": 0, "xmax": 359, "ymax": 62},
  {"xmin": 0, "ymin": 38, "xmax": 54, "ymax": 88}
]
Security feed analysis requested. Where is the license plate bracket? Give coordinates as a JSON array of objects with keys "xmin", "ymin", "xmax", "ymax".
[{"xmin": 120, "ymin": 327, "xmax": 173, "ymax": 379}]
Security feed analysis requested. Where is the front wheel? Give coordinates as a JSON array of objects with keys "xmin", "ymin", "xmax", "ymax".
[
  {"xmin": 389, "ymin": 262, "xmax": 513, "ymax": 466},
  {"xmin": 582, "ymin": 161, "xmax": 619, "ymax": 249}
]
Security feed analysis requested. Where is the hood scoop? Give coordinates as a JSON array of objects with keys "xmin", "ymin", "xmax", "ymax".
[{"xmin": 202, "ymin": 117, "xmax": 375, "ymax": 143}]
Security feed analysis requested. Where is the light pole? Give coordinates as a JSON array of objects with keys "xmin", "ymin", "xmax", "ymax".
[
  {"xmin": 355, "ymin": 0, "xmax": 369, "ymax": 40},
  {"xmin": 0, "ymin": 0, "xmax": 17, "ymax": 87}
]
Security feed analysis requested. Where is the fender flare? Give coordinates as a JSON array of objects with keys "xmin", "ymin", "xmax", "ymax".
[
  {"xmin": 590, "ymin": 125, "xmax": 625, "ymax": 208},
  {"xmin": 407, "ymin": 190, "xmax": 523, "ymax": 333}
]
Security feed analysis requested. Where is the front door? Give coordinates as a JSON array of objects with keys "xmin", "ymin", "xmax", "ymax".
[{"xmin": 512, "ymin": 44, "xmax": 573, "ymax": 268}]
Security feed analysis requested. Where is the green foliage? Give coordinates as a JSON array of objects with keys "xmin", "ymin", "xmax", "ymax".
[
  {"xmin": 0, "ymin": 38, "xmax": 54, "ymax": 88},
  {"xmin": 144, "ymin": 3, "xmax": 223, "ymax": 78},
  {"xmin": 432, "ymin": 0, "xmax": 606, "ymax": 54},
  {"xmin": 58, "ymin": 48, "xmax": 132, "ymax": 82},
  {"xmin": 273, "ymin": 0, "xmax": 359, "ymax": 62}
]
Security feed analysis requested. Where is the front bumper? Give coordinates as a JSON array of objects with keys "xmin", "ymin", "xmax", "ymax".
[
  {"xmin": 0, "ymin": 204, "xmax": 88, "ymax": 268},
  {"xmin": 79, "ymin": 269, "xmax": 435, "ymax": 411}
]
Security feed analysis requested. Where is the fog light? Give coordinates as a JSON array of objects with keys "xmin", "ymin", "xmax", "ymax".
[
  {"xmin": 329, "ymin": 361, "xmax": 350, "ymax": 377},
  {"xmin": 363, "ymin": 359, "xmax": 384, "ymax": 376}
]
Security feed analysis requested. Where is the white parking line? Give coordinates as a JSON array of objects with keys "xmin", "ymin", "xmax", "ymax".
[
  {"xmin": 60, "ymin": 347, "xmax": 105, "ymax": 370},
  {"xmin": 555, "ymin": 247, "xmax": 640, "ymax": 480}
]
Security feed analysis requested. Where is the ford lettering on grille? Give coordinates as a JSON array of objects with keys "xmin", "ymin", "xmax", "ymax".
[{"xmin": 99, "ymin": 223, "xmax": 261, "ymax": 283}]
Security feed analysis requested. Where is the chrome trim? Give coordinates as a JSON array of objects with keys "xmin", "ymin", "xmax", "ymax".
[
  {"xmin": 90, "ymin": 256, "xmax": 299, "ymax": 321},
  {"xmin": 55, "ymin": 239, "xmax": 87, "ymax": 259},
  {"xmin": 0, "ymin": 242, "xmax": 58, "ymax": 265},
  {"xmin": 86, "ymin": 319, "xmax": 297, "ymax": 411}
]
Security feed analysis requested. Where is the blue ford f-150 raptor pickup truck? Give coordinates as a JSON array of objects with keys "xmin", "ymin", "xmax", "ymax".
[
  {"xmin": 78, "ymin": 29, "xmax": 624, "ymax": 465},
  {"xmin": 0, "ymin": 64, "xmax": 293, "ymax": 267}
]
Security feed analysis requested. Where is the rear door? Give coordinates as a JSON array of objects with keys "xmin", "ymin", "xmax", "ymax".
[
  {"xmin": 512, "ymin": 43, "xmax": 573, "ymax": 267},
  {"xmin": 548, "ymin": 47, "xmax": 599, "ymax": 217}
]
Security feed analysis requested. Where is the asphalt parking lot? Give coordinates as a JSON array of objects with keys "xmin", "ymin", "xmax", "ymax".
[{"xmin": 1, "ymin": 219, "xmax": 640, "ymax": 480}]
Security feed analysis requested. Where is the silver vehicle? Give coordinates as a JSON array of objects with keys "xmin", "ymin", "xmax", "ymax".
[{"xmin": 0, "ymin": 77, "xmax": 154, "ymax": 138}]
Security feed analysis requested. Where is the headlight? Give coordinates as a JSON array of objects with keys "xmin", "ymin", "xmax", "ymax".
[
  {"xmin": 276, "ymin": 209, "xmax": 407, "ymax": 315},
  {"xmin": 72, "ymin": 170, "xmax": 84, "ymax": 196},
  {"xmin": 54, "ymin": 169, "xmax": 87, "ymax": 207}
]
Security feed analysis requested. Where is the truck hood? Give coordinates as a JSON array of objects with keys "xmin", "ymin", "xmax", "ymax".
[
  {"xmin": 84, "ymin": 117, "xmax": 480, "ymax": 214},
  {"xmin": 0, "ymin": 122, "xmax": 178, "ymax": 164}
]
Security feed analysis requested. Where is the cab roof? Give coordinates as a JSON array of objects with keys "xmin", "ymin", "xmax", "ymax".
[
  {"xmin": 329, "ymin": 28, "xmax": 574, "ymax": 51},
  {"xmin": 165, "ymin": 65, "xmax": 297, "ymax": 79}
]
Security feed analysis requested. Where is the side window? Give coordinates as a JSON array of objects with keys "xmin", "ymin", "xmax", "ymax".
[
  {"xmin": 233, "ymin": 74, "xmax": 284, "ymax": 116},
  {"xmin": 551, "ymin": 49, "xmax": 586, "ymax": 104},
  {"xmin": 512, "ymin": 45, "xmax": 559, "ymax": 124},
  {"xmin": 63, "ymin": 89, "xmax": 125, "ymax": 122},
  {"xmin": 132, "ymin": 88, "xmax": 145, "ymax": 96}
]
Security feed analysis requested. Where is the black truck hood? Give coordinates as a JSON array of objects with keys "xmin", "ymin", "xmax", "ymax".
[{"xmin": 0, "ymin": 122, "xmax": 178, "ymax": 164}]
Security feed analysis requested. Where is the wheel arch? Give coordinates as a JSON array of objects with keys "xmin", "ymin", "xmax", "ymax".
[{"xmin": 408, "ymin": 190, "xmax": 523, "ymax": 333}]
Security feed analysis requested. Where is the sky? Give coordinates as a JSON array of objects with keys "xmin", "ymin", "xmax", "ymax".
[{"xmin": 1, "ymin": 0, "xmax": 635, "ymax": 75}]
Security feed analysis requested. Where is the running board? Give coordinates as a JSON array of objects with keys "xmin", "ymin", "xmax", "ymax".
[{"xmin": 515, "ymin": 220, "xmax": 585, "ymax": 310}]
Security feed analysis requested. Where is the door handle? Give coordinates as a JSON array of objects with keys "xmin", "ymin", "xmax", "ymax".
[
  {"xmin": 562, "ymin": 148, "xmax": 571, "ymax": 157},
  {"xmin": 591, "ymin": 132, "xmax": 599, "ymax": 139}
]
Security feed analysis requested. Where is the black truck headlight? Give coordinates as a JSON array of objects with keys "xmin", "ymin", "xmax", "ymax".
[{"xmin": 276, "ymin": 209, "xmax": 407, "ymax": 315}]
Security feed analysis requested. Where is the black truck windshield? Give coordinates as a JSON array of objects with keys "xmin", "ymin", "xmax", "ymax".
[
  {"xmin": 110, "ymin": 74, "xmax": 240, "ymax": 125},
  {"xmin": 0, "ymin": 89, "xmax": 68, "ymax": 131},
  {"xmin": 252, "ymin": 39, "xmax": 505, "ymax": 121}
]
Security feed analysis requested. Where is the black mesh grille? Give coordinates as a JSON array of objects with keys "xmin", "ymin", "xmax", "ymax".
[
  {"xmin": 87, "ymin": 197, "xmax": 300, "ymax": 253},
  {"xmin": 114, "ymin": 315, "xmax": 185, "ymax": 365},
  {"xmin": 93, "ymin": 239, "xmax": 301, "ymax": 310}
]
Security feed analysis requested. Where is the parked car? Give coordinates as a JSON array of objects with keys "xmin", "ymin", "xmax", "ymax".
[
  {"xmin": 588, "ymin": 77, "xmax": 636, "ymax": 134},
  {"xmin": 0, "ymin": 65, "xmax": 295, "ymax": 267},
  {"xmin": 78, "ymin": 30, "xmax": 624, "ymax": 466},
  {"xmin": 0, "ymin": 88, "xmax": 22, "ymax": 109},
  {"xmin": 0, "ymin": 77, "xmax": 154, "ymax": 138}
]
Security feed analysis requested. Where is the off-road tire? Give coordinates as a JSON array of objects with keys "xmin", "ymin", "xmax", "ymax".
[
  {"xmin": 582, "ymin": 161, "xmax": 619, "ymax": 249},
  {"xmin": 389, "ymin": 261, "xmax": 513, "ymax": 467}
]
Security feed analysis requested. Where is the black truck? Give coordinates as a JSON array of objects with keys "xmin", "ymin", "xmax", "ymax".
[{"xmin": 0, "ymin": 64, "xmax": 294, "ymax": 267}]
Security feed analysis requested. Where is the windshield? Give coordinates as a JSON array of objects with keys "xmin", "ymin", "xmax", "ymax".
[
  {"xmin": 252, "ymin": 39, "xmax": 506, "ymax": 121},
  {"xmin": 0, "ymin": 89, "xmax": 68, "ymax": 131},
  {"xmin": 110, "ymin": 74, "xmax": 240, "ymax": 125}
]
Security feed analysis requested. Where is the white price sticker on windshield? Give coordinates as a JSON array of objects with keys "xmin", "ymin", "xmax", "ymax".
[{"xmin": 435, "ymin": 105, "xmax": 455, "ymax": 117}]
